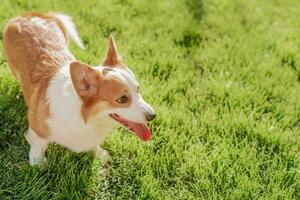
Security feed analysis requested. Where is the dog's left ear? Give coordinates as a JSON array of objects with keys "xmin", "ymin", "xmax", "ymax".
[{"xmin": 102, "ymin": 35, "xmax": 122, "ymax": 66}]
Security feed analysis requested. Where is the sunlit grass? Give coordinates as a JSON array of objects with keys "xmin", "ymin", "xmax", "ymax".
[{"xmin": 0, "ymin": 0, "xmax": 300, "ymax": 199}]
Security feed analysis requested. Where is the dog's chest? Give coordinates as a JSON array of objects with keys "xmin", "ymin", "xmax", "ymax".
[
  {"xmin": 46, "ymin": 67, "xmax": 115, "ymax": 152},
  {"xmin": 47, "ymin": 116, "xmax": 114, "ymax": 152}
]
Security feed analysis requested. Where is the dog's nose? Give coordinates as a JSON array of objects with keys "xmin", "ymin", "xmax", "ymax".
[{"xmin": 146, "ymin": 113, "xmax": 156, "ymax": 121}]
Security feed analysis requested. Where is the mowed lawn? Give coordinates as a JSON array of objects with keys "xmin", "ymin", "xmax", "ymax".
[{"xmin": 0, "ymin": 0, "xmax": 300, "ymax": 199}]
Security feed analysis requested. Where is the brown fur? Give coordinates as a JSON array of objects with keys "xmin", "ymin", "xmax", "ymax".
[
  {"xmin": 3, "ymin": 13, "xmax": 72, "ymax": 138},
  {"xmin": 102, "ymin": 36, "xmax": 122, "ymax": 66}
]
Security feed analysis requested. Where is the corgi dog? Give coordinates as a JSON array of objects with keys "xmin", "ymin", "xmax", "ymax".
[{"xmin": 3, "ymin": 12, "xmax": 156, "ymax": 165}]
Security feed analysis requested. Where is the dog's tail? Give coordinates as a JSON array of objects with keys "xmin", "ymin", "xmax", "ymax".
[{"xmin": 51, "ymin": 13, "xmax": 85, "ymax": 49}]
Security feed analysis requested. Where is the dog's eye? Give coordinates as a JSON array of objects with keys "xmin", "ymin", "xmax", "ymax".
[{"xmin": 116, "ymin": 95, "xmax": 129, "ymax": 104}]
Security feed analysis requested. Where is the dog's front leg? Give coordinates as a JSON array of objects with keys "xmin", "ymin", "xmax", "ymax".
[{"xmin": 25, "ymin": 128, "xmax": 49, "ymax": 165}]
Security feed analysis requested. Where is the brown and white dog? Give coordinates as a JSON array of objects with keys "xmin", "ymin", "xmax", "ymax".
[{"xmin": 3, "ymin": 12, "xmax": 156, "ymax": 165}]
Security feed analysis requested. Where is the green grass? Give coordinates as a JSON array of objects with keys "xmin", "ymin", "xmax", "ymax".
[{"xmin": 0, "ymin": 0, "xmax": 300, "ymax": 199}]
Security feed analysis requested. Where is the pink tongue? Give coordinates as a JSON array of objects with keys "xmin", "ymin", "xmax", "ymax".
[{"xmin": 126, "ymin": 121, "xmax": 151, "ymax": 141}]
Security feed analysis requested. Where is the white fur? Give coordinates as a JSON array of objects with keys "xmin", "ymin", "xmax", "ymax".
[
  {"xmin": 94, "ymin": 146, "xmax": 110, "ymax": 160},
  {"xmin": 53, "ymin": 14, "xmax": 85, "ymax": 49},
  {"xmin": 46, "ymin": 65, "xmax": 117, "ymax": 153},
  {"xmin": 26, "ymin": 128, "xmax": 49, "ymax": 165}
]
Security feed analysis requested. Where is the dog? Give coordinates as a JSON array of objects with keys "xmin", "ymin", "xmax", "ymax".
[{"xmin": 3, "ymin": 12, "xmax": 156, "ymax": 165}]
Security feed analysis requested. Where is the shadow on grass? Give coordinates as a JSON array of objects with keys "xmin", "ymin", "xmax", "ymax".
[
  {"xmin": 173, "ymin": 0, "xmax": 204, "ymax": 50},
  {"xmin": 186, "ymin": 0, "xmax": 204, "ymax": 23},
  {"xmin": 0, "ymin": 143, "xmax": 98, "ymax": 199}
]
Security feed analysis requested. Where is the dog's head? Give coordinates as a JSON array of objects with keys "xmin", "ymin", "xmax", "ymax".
[{"xmin": 70, "ymin": 36, "xmax": 155, "ymax": 141}]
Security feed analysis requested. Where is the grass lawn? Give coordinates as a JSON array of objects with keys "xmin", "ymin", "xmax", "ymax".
[{"xmin": 0, "ymin": 0, "xmax": 300, "ymax": 199}]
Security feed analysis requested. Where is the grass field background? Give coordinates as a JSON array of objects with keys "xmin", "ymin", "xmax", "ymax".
[{"xmin": 0, "ymin": 0, "xmax": 300, "ymax": 199}]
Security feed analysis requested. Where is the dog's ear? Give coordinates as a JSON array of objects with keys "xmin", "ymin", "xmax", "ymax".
[
  {"xmin": 70, "ymin": 61, "xmax": 100, "ymax": 100},
  {"xmin": 102, "ymin": 35, "xmax": 122, "ymax": 66}
]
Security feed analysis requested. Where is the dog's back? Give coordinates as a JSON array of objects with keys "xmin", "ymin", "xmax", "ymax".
[{"xmin": 3, "ymin": 13, "xmax": 73, "ymax": 103}]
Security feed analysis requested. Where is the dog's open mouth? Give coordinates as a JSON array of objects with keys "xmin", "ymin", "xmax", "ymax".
[{"xmin": 109, "ymin": 113, "xmax": 151, "ymax": 141}]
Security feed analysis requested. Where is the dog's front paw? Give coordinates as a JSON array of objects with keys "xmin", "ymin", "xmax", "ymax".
[
  {"xmin": 94, "ymin": 147, "xmax": 110, "ymax": 161},
  {"xmin": 29, "ymin": 149, "xmax": 46, "ymax": 166}
]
